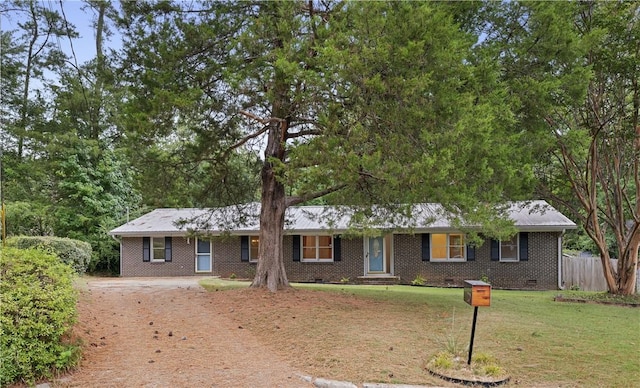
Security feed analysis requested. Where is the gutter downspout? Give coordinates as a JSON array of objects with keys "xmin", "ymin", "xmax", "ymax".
[
  {"xmin": 111, "ymin": 234, "xmax": 122, "ymax": 276},
  {"xmin": 558, "ymin": 231, "xmax": 565, "ymax": 290}
]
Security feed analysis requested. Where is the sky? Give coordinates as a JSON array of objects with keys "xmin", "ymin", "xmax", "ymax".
[{"xmin": 1, "ymin": 0, "xmax": 121, "ymax": 68}]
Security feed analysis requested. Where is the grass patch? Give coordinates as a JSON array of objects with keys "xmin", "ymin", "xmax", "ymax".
[
  {"xmin": 556, "ymin": 290, "xmax": 640, "ymax": 306},
  {"xmin": 207, "ymin": 283, "xmax": 640, "ymax": 386},
  {"xmin": 199, "ymin": 278, "xmax": 250, "ymax": 291},
  {"xmin": 426, "ymin": 350, "xmax": 508, "ymax": 384}
]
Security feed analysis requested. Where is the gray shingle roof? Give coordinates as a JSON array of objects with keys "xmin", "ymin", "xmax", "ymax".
[{"xmin": 109, "ymin": 200, "xmax": 576, "ymax": 237}]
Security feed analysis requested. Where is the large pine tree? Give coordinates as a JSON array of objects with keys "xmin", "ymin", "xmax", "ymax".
[{"xmin": 117, "ymin": 0, "xmax": 534, "ymax": 291}]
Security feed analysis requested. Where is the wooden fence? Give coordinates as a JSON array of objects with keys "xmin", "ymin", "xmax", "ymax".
[{"xmin": 562, "ymin": 255, "xmax": 640, "ymax": 292}]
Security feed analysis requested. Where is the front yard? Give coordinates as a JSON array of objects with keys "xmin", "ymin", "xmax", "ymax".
[{"xmin": 201, "ymin": 279, "xmax": 640, "ymax": 387}]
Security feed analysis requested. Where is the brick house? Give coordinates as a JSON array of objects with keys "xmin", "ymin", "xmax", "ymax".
[{"xmin": 109, "ymin": 200, "xmax": 576, "ymax": 290}]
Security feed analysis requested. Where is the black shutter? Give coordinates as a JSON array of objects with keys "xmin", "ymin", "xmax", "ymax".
[
  {"xmin": 467, "ymin": 245, "xmax": 476, "ymax": 261},
  {"xmin": 143, "ymin": 237, "xmax": 150, "ymax": 262},
  {"xmin": 292, "ymin": 235, "xmax": 300, "ymax": 262},
  {"xmin": 164, "ymin": 237, "xmax": 172, "ymax": 262},
  {"xmin": 421, "ymin": 234, "xmax": 430, "ymax": 261},
  {"xmin": 240, "ymin": 236, "xmax": 249, "ymax": 262},
  {"xmin": 490, "ymin": 239, "xmax": 500, "ymax": 261},
  {"xmin": 333, "ymin": 235, "xmax": 341, "ymax": 261},
  {"xmin": 519, "ymin": 232, "xmax": 529, "ymax": 261}
]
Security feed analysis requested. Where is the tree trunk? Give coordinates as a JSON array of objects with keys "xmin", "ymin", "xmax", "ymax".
[
  {"xmin": 618, "ymin": 238, "xmax": 639, "ymax": 295},
  {"xmin": 91, "ymin": 0, "xmax": 107, "ymax": 140},
  {"xmin": 251, "ymin": 120, "xmax": 290, "ymax": 292},
  {"xmin": 18, "ymin": 1, "xmax": 39, "ymax": 160},
  {"xmin": 599, "ymin": 250, "xmax": 619, "ymax": 293}
]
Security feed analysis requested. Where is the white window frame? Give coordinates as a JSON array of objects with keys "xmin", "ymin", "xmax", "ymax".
[
  {"xmin": 195, "ymin": 238, "xmax": 212, "ymax": 272},
  {"xmin": 499, "ymin": 234, "xmax": 519, "ymax": 262},
  {"xmin": 249, "ymin": 236, "xmax": 260, "ymax": 263},
  {"xmin": 431, "ymin": 233, "xmax": 466, "ymax": 262},
  {"xmin": 301, "ymin": 235, "xmax": 334, "ymax": 262},
  {"xmin": 151, "ymin": 237, "xmax": 165, "ymax": 262}
]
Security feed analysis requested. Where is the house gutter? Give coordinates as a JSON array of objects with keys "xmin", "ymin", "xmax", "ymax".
[{"xmin": 558, "ymin": 231, "xmax": 565, "ymax": 290}]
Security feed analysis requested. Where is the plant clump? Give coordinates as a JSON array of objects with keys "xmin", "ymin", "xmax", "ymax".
[
  {"xmin": 411, "ymin": 274, "xmax": 426, "ymax": 286},
  {"xmin": 0, "ymin": 247, "xmax": 81, "ymax": 386},
  {"xmin": 6, "ymin": 235, "xmax": 92, "ymax": 274},
  {"xmin": 426, "ymin": 351, "xmax": 509, "ymax": 386}
]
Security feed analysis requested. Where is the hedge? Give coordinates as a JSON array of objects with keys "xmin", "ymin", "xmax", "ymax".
[
  {"xmin": 6, "ymin": 236, "xmax": 92, "ymax": 274},
  {"xmin": 0, "ymin": 247, "xmax": 80, "ymax": 386}
]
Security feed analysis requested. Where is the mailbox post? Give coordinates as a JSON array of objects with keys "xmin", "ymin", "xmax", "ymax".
[{"xmin": 464, "ymin": 280, "xmax": 491, "ymax": 365}]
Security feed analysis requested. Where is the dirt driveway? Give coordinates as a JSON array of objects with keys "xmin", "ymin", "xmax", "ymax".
[{"xmin": 57, "ymin": 277, "xmax": 312, "ymax": 387}]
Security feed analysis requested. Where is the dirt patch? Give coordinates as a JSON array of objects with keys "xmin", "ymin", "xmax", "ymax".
[
  {"xmin": 55, "ymin": 277, "xmax": 312, "ymax": 387},
  {"xmin": 53, "ymin": 278, "xmax": 454, "ymax": 387}
]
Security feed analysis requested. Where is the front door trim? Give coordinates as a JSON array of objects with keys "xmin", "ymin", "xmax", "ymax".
[{"xmin": 364, "ymin": 235, "xmax": 394, "ymax": 275}]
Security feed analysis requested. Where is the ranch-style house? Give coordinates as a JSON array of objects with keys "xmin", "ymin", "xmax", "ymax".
[{"xmin": 109, "ymin": 200, "xmax": 576, "ymax": 290}]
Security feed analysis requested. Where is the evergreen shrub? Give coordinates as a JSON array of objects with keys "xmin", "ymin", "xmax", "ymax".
[
  {"xmin": 6, "ymin": 236, "xmax": 92, "ymax": 274},
  {"xmin": 0, "ymin": 247, "xmax": 80, "ymax": 386}
]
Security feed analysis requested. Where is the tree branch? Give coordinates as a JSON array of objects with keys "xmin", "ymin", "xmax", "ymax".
[
  {"xmin": 227, "ymin": 122, "xmax": 270, "ymax": 151},
  {"xmin": 285, "ymin": 184, "xmax": 348, "ymax": 207},
  {"xmin": 286, "ymin": 129, "xmax": 323, "ymax": 139}
]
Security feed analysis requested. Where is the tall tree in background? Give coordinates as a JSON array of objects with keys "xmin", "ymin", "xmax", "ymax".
[
  {"xmin": 46, "ymin": 0, "xmax": 140, "ymax": 272},
  {"xmin": 118, "ymin": 1, "xmax": 533, "ymax": 291},
  {"xmin": 483, "ymin": 1, "xmax": 638, "ymax": 294},
  {"xmin": 1, "ymin": 0, "xmax": 141, "ymax": 273},
  {"xmin": 1, "ymin": 0, "xmax": 71, "ymax": 159},
  {"xmin": 1, "ymin": 0, "xmax": 73, "ymax": 235}
]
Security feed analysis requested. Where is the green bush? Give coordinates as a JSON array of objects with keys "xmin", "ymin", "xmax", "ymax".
[
  {"xmin": 0, "ymin": 247, "xmax": 80, "ymax": 386},
  {"xmin": 6, "ymin": 236, "xmax": 92, "ymax": 274}
]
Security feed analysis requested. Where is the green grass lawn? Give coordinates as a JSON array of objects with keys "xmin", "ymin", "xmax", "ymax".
[{"xmin": 201, "ymin": 279, "xmax": 640, "ymax": 386}]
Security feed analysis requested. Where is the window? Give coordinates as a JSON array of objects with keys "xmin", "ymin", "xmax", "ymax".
[
  {"xmin": 143, "ymin": 237, "xmax": 172, "ymax": 262},
  {"xmin": 500, "ymin": 234, "xmax": 519, "ymax": 262},
  {"xmin": 249, "ymin": 236, "xmax": 259, "ymax": 262},
  {"xmin": 431, "ymin": 233, "xmax": 466, "ymax": 261},
  {"xmin": 301, "ymin": 235, "xmax": 333, "ymax": 262},
  {"xmin": 491, "ymin": 233, "xmax": 528, "ymax": 262},
  {"xmin": 196, "ymin": 238, "xmax": 212, "ymax": 272},
  {"xmin": 152, "ymin": 238, "xmax": 165, "ymax": 261},
  {"xmin": 241, "ymin": 236, "xmax": 259, "ymax": 262}
]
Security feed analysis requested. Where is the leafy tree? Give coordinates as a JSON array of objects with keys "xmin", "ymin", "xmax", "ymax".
[
  {"xmin": 0, "ymin": 0, "xmax": 72, "ymax": 159},
  {"xmin": 118, "ymin": 1, "xmax": 534, "ymax": 291},
  {"xmin": 1, "ymin": 0, "xmax": 141, "ymax": 273},
  {"xmin": 482, "ymin": 1, "xmax": 639, "ymax": 294},
  {"xmin": 4, "ymin": 201, "xmax": 54, "ymax": 236}
]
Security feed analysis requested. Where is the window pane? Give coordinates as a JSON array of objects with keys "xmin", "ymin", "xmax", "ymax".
[
  {"xmin": 318, "ymin": 248, "xmax": 332, "ymax": 259},
  {"xmin": 450, "ymin": 234, "xmax": 463, "ymax": 246},
  {"xmin": 450, "ymin": 246, "xmax": 464, "ymax": 259},
  {"xmin": 250, "ymin": 236, "xmax": 259, "ymax": 261},
  {"xmin": 303, "ymin": 247, "xmax": 316, "ymax": 259},
  {"xmin": 197, "ymin": 239, "xmax": 210, "ymax": 254},
  {"xmin": 153, "ymin": 238, "xmax": 165, "ymax": 260},
  {"xmin": 197, "ymin": 254, "xmax": 211, "ymax": 271},
  {"xmin": 302, "ymin": 235, "xmax": 315, "ymax": 248},
  {"xmin": 153, "ymin": 238, "xmax": 165, "ymax": 250},
  {"xmin": 501, "ymin": 235, "xmax": 518, "ymax": 260},
  {"xmin": 317, "ymin": 236, "xmax": 332, "ymax": 248},
  {"xmin": 449, "ymin": 234, "xmax": 464, "ymax": 259},
  {"xmin": 432, "ymin": 234, "xmax": 447, "ymax": 259}
]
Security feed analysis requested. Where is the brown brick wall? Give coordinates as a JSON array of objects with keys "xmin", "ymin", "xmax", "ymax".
[
  {"xmin": 214, "ymin": 236, "xmax": 256, "ymax": 279},
  {"xmin": 121, "ymin": 237, "xmax": 197, "ymax": 277},
  {"xmin": 282, "ymin": 235, "xmax": 364, "ymax": 283},
  {"xmin": 393, "ymin": 232, "xmax": 560, "ymax": 290},
  {"xmin": 120, "ymin": 232, "xmax": 561, "ymax": 289},
  {"xmin": 213, "ymin": 235, "xmax": 369, "ymax": 283}
]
